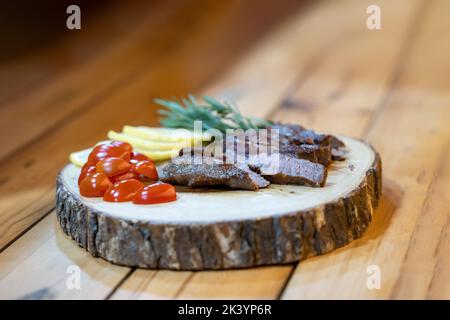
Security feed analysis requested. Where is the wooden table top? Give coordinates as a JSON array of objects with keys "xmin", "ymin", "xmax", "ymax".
[{"xmin": 0, "ymin": 0, "xmax": 449, "ymax": 299}]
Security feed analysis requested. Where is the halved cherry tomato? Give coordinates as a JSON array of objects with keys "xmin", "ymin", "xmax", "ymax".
[
  {"xmin": 79, "ymin": 173, "xmax": 112, "ymax": 197},
  {"xmin": 132, "ymin": 182, "xmax": 176, "ymax": 204},
  {"xmin": 103, "ymin": 179, "xmax": 144, "ymax": 202},
  {"xmin": 110, "ymin": 141, "xmax": 133, "ymax": 152},
  {"xmin": 130, "ymin": 152, "xmax": 152, "ymax": 164},
  {"xmin": 78, "ymin": 163, "xmax": 96, "ymax": 186},
  {"xmin": 96, "ymin": 157, "xmax": 131, "ymax": 177},
  {"xmin": 87, "ymin": 144, "xmax": 131, "ymax": 164},
  {"xmin": 110, "ymin": 171, "xmax": 139, "ymax": 183},
  {"xmin": 132, "ymin": 160, "xmax": 158, "ymax": 180}
]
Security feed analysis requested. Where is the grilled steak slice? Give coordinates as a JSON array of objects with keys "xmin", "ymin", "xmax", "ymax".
[
  {"xmin": 248, "ymin": 153, "xmax": 327, "ymax": 187},
  {"xmin": 270, "ymin": 124, "xmax": 347, "ymax": 162},
  {"xmin": 298, "ymin": 144, "xmax": 332, "ymax": 166},
  {"xmin": 161, "ymin": 155, "xmax": 269, "ymax": 191},
  {"xmin": 216, "ymin": 129, "xmax": 334, "ymax": 166},
  {"xmin": 279, "ymin": 142, "xmax": 332, "ymax": 166},
  {"xmin": 270, "ymin": 124, "xmax": 346, "ymax": 166}
]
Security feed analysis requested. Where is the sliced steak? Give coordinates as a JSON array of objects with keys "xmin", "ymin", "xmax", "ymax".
[
  {"xmin": 162, "ymin": 123, "xmax": 341, "ymax": 191},
  {"xmin": 217, "ymin": 129, "xmax": 334, "ymax": 166},
  {"xmin": 270, "ymin": 123, "xmax": 345, "ymax": 146},
  {"xmin": 299, "ymin": 144, "xmax": 332, "ymax": 166},
  {"xmin": 271, "ymin": 123, "xmax": 346, "ymax": 162},
  {"xmin": 161, "ymin": 155, "xmax": 269, "ymax": 191},
  {"xmin": 248, "ymin": 153, "xmax": 327, "ymax": 187},
  {"xmin": 279, "ymin": 142, "xmax": 332, "ymax": 166},
  {"xmin": 176, "ymin": 141, "xmax": 328, "ymax": 188}
]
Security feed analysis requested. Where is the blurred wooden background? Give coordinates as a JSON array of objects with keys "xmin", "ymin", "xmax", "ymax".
[{"xmin": 0, "ymin": 0, "xmax": 449, "ymax": 299}]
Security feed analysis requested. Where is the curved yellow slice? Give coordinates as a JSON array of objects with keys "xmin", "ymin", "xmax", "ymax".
[
  {"xmin": 123, "ymin": 126, "xmax": 209, "ymax": 142},
  {"xmin": 134, "ymin": 148, "xmax": 178, "ymax": 161},
  {"xmin": 107, "ymin": 130, "xmax": 191, "ymax": 151},
  {"xmin": 69, "ymin": 145, "xmax": 177, "ymax": 167},
  {"xmin": 69, "ymin": 126, "xmax": 204, "ymax": 167},
  {"xmin": 69, "ymin": 149, "xmax": 90, "ymax": 167},
  {"xmin": 69, "ymin": 140, "xmax": 112, "ymax": 167}
]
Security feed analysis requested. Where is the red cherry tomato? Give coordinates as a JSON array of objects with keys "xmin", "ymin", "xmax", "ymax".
[
  {"xmin": 132, "ymin": 182, "xmax": 176, "ymax": 205},
  {"xmin": 132, "ymin": 160, "xmax": 158, "ymax": 180},
  {"xmin": 96, "ymin": 157, "xmax": 131, "ymax": 177},
  {"xmin": 87, "ymin": 144, "xmax": 131, "ymax": 164},
  {"xmin": 103, "ymin": 179, "xmax": 144, "ymax": 202},
  {"xmin": 78, "ymin": 163, "xmax": 96, "ymax": 186},
  {"xmin": 79, "ymin": 173, "xmax": 112, "ymax": 197},
  {"xmin": 110, "ymin": 141, "xmax": 133, "ymax": 152},
  {"xmin": 110, "ymin": 171, "xmax": 139, "ymax": 183},
  {"xmin": 130, "ymin": 152, "xmax": 152, "ymax": 164}
]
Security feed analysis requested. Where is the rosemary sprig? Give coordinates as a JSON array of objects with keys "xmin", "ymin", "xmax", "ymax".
[{"xmin": 154, "ymin": 95, "xmax": 273, "ymax": 133}]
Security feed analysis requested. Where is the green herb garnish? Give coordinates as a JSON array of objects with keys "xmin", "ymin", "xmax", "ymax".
[{"xmin": 154, "ymin": 95, "xmax": 273, "ymax": 133}]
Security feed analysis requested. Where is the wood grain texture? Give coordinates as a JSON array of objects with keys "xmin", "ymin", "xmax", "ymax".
[
  {"xmin": 0, "ymin": 1, "xmax": 157, "ymax": 104},
  {"xmin": 0, "ymin": 0, "xmax": 449, "ymax": 299},
  {"xmin": 0, "ymin": 0, "xmax": 301, "ymax": 251},
  {"xmin": 281, "ymin": 0, "xmax": 450, "ymax": 299},
  {"xmin": 0, "ymin": 213, "xmax": 130, "ymax": 299},
  {"xmin": 111, "ymin": 266, "xmax": 293, "ymax": 300},
  {"xmin": 0, "ymin": 0, "xmax": 303, "ymax": 299},
  {"xmin": 0, "ymin": 0, "xmax": 171, "ymax": 156},
  {"xmin": 149, "ymin": 0, "xmax": 423, "ymax": 299}
]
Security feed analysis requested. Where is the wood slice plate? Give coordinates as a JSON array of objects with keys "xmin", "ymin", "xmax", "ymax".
[{"xmin": 56, "ymin": 136, "xmax": 382, "ymax": 270}]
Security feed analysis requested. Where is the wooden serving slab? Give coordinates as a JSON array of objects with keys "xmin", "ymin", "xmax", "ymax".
[{"xmin": 56, "ymin": 136, "xmax": 381, "ymax": 270}]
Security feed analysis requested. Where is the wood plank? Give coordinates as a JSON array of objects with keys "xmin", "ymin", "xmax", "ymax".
[
  {"xmin": 423, "ymin": 145, "xmax": 450, "ymax": 299},
  {"xmin": 110, "ymin": 0, "xmax": 422, "ymax": 299},
  {"xmin": 282, "ymin": 0, "xmax": 450, "ymax": 299},
  {"xmin": 111, "ymin": 267, "xmax": 293, "ymax": 300},
  {"xmin": 0, "ymin": 213, "xmax": 130, "ymax": 299},
  {"xmin": 0, "ymin": 0, "xmax": 162, "ymax": 101},
  {"xmin": 0, "ymin": 0, "xmax": 210, "ymax": 160},
  {"xmin": 282, "ymin": 89, "xmax": 450, "ymax": 300},
  {"xmin": 0, "ymin": 0, "xmax": 301, "ymax": 251},
  {"xmin": 271, "ymin": 0, "xmax": 425, "ymax": 135},
  {"xmin": 0, "ymin": 1, "xmax": 163, "ymax": 105},
  {"xmin": 110, "ymin": 270, "xmax": 192, "ymax": 300},
  {"xmin": 391, "ymin": 143, "xmax": 450, "ymax": 299},
  {"xmin": 176, "ymin": 267, "xmax": 293, "ymax": 299}
]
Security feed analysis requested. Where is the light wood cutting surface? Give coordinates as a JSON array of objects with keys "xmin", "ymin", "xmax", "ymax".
[{"xmin": 0, "ymin": 0, "xmax": 449, "ymax": 299}]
